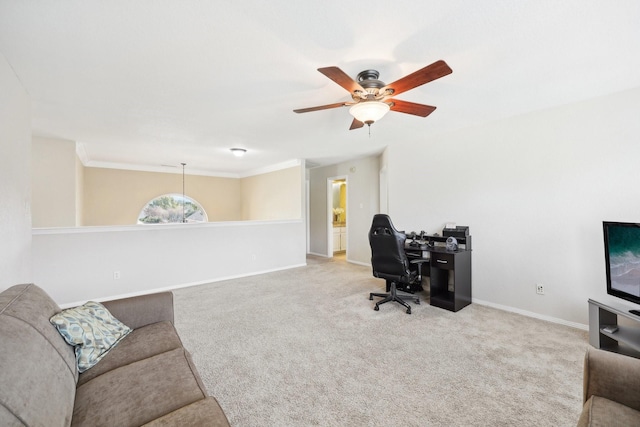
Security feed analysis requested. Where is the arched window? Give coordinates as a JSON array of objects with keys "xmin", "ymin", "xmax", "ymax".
[{"xmin": 137, "ymin": 194, "xmax": 208, "ymax": 224}]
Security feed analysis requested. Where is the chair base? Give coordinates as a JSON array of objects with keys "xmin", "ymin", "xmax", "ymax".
[
  {"xmin": 369, "ymin": 282, "xmax": 420, "ymax": 314},
  {"xmin": 386, "ymin": 279, "xmax": 423, "ymax": 293}
]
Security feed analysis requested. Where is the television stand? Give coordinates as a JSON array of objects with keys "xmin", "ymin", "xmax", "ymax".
[{"xmin": 589, "ymin": 299, "xmax": 640, "ymax": 359}]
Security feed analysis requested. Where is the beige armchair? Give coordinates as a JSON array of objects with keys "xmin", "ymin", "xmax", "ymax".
[{"xmin": 578, "ymin": 347, "xmax": 640, "ymax": 426}]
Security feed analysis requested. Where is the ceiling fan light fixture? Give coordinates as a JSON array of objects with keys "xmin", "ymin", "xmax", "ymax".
[
  {"xmin": 349, "ymin": 101, "xmax": 390, "ymax": 125},
  {"xmin": 230, "ymin": 148, "xmax": 247, "ymax": 157}
]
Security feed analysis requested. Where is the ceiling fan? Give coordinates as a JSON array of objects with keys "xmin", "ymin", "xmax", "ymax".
[{"xmin": 293, "ymin": 60, "xmax": 452, "ymax": 130}]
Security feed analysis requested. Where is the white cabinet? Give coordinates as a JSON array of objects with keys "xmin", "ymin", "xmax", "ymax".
[{"xmin": 333, "ymin": 226, "xmax": 346, "ymax": 252}]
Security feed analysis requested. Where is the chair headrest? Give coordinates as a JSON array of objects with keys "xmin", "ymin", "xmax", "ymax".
[{"xmin": 370, "ymin": 214, "xmax": 397, "ymax": 232}]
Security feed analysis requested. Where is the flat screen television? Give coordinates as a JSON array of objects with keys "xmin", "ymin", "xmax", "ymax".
[{"xmin": 603, "ymin": 221, "xmax": 640, "ymax": 306}]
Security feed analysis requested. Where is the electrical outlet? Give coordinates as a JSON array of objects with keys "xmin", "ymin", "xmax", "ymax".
[
  {"xmin": 113, "ymin": 271, "xmax": 121, "ymax": 280},
  {"xmin": 536, "ymin": 284, "xmax": 544, "ymax": 295}
]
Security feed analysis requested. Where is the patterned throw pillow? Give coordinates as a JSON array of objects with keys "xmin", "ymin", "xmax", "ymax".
[{"xmin": 50, "ymin": 301, "xmax": 132, "ymax": 373}]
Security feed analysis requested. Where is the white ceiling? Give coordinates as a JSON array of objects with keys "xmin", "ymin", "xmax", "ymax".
[{"xmin": 1, "ymin": 1, "xmax": 639, "ymax": 177}]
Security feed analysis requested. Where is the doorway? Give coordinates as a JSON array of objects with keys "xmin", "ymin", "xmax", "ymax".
[{"xmin": 327, "ymin": 177, "xmax": 347, "ymax": 258}]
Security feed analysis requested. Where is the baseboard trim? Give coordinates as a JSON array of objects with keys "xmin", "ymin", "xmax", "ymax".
[
  {"xmin": 472, "ymin": 297, "xmax": 588, "ymax": 331},
  {"xmin": 60, "ymin": 261, "xmax": 589, "ymax": 332},
  {"xmin": 347, "ymin": 259, "xmax": 370, "ymax": 267},
  {"xmin": 307, "ymin": 251, "xmax": 329, "ymax": 258},
  {"xmin": 60, "ymin": 263, "xmax": 308, "ymax": 308}
]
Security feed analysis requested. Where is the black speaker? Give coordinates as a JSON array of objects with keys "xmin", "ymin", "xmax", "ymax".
[{"xmin": 443, "ymin": 226, "xmax": 469, "ymax": 239}]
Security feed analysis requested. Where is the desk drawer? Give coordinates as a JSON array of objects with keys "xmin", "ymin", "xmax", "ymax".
[{"xmin": 431, "ymin": 252, "xmax": 454, "ymax": 269}]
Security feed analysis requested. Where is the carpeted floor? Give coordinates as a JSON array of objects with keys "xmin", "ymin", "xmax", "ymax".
[{"xmin": 173, "ymin": 255, "xmax": 589, "ymax": 426}]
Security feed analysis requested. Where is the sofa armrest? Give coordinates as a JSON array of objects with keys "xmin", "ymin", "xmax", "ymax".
[
  {"xmin": 583, "ymin": 347, "xmax": 640, "ymax": 411},
  {"xmin": 101, "ymin": 292, "xmax": 174, "ymax": 330}
]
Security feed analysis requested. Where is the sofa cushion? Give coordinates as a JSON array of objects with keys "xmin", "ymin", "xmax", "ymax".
[
  {"xmin": 77, "ymin": 321, "xmax": 183, "ymax": 386},
  {"xmin": 142, "ymin": 397, "xmax": 230, "ymax": 426},
  {"xmin": 0, "ymin": 284, "xmax": 77, "ymax": 427},
  {"xmin": 51, "ymin": 301, "xmax": 132, "ymax": 373},
  {"xmin": 102, "ymin": 292, "xmax": 175, "ymax": 329},
  {"xmin": 72, "ymin": 347, "xmax": 208, "ymax": 427},
  {"xmin": 579, "ymin": 395, "xmax": 640, "ymax": 427}
]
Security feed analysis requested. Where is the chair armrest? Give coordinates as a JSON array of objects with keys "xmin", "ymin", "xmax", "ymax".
[
  {"xmin": 583, "ymin": 347, "xmax": 640, "ymax": 411},
  {"xmin": 101, "ymin": 291, "xmax": 174, "ymax": 330},
  {"xmin": 409, "ymin": 258, "xmax": 429, "ymax": 277}
]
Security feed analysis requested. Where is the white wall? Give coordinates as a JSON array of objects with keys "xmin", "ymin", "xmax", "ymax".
[
  {"xmin": 309, "ymin": 156, "xmax": 380, "ymax": 264},
  {"xmin": 32, "ymin": 136, "xmax": 77, "ymax": 227},
  {"xmin": 33, "ymin": 220, "xmax": 306, "ymax": 305},
  {"xmin": 388, "ymin": 87, "xmax": 640, "ymax": 326},
  {"xmin": 0, "ymin": 53, "xmax": 32, "ymax": 289}
]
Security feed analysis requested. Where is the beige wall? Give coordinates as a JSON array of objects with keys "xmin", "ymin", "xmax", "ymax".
[
  {"xmin": 82, "ymin": 168, "xmax": 242, "ymax": 225},
  {"xmin": 30, "ymin": 138, "xmax": 303, "ymax": 226},
  {"xmin": 75, "ymin": 157, "xmax": 84, "ymax": 226},
  {"xmin": 241, "ymin": 166, "xmax": 302, "ymax": 220},
  {"xmin": 32, "ymin": 137, "xmax": 78, "ymax": 227}
]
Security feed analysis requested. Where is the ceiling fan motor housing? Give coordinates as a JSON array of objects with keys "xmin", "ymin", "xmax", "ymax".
[
  {"xmin": 356, "ymin": 70, "xmax": 384, "ymax": 86},
  {"xmin": 354, "ymin": 70, "xmax": 392, "ymax": 100}
]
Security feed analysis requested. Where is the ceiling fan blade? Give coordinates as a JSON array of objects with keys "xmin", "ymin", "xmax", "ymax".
[
  {"xmin": 383, "ymin": 60, "xmax": 452, "ymax": 97},
  {"xmin": 389, "ymin": 99, "xmax": 437, "ymax": 117},
  {"xmin": 318, "ymin": 66, "xmax": 365, "ymax": 94},
  {"xmin": 349, "ymin": 118, "xmax": 364, "ymax": 130},
  {"xmin": 293, "ymin": 102, "xmax": 348, "ymax": 114}
]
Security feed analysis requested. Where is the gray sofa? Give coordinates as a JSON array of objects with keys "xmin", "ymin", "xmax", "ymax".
[
  {"xmin": 0, "ymin": 283, "xmax": 230, "ymax": 427},
  {"xmin": 578, "ymin": 347, "xmax": 640, "ymax": 426}
]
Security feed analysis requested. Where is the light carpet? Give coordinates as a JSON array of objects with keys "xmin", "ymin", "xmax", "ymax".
[{"xmin": 173, "ymin": 255, "xmax": 589, "ymax": 426}]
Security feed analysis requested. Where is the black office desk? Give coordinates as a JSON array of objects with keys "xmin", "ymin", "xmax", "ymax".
[{"xmin": 405, "ymin": 238, "xmax": 472, "ymax": 312}]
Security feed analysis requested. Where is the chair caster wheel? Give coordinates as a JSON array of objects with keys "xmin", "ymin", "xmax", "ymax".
[
  {"xmin": 369, "ymin": 295, "xmax": 373, "ymax": 300},
  {"xmin": 406, "ymin": 308, "xmax": 411, "ymax": 314},
  {"xmin": 415, "ymin": 299, "xmax": 420, "ymax": 305},
  {"xmin": 374, "ymin": 305, "xmax": 379, "ymax": 311}
]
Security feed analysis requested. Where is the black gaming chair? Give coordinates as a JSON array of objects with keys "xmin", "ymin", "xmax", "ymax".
[{"xmin": 368, "ymin": 214, "xmax": 428, "ymax": 314}]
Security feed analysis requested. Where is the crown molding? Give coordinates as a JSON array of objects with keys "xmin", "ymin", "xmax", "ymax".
[
  {"xmin": 76, "ymin": 155, "xmax": 302, "ymax": 178},
  {"xmin": 75, "ymin": 142, "xmax": 89, "ymax": 164},
  {"xmin": 237, "ymin": 159, "xmax": 301, "ymax": 178}
]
